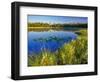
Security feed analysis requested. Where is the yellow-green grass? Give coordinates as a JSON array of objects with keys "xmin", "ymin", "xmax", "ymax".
[{"xmin": 28, "ymin": 27, "xmax": 62, "ymax": 31}]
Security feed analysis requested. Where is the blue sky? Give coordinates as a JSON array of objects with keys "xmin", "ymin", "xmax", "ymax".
[{"xmin": 28, "ymin": 15, "xmax": 87, "ymax": 24}]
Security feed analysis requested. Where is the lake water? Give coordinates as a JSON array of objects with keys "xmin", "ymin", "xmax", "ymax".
[{"xmin": 28, "ymin": 31, "xmax": 77, "ymax": 55}]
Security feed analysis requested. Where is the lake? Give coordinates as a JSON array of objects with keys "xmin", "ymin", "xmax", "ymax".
[{"xmin": 28, "ymin": 31, "xmax": 77, "ymax": 55}]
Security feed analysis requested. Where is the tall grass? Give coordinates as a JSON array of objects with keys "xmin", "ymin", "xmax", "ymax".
[
  {"xmin": 28, "ymin": 30, "xmax": 88, "ymax": 66},
  {"xmin": 57, "ymin": 31, "xmax": 88, "ymax": 64},
  {"xmin": 28, "ymin": 51, "xmax": 57, "ymax": 66}
]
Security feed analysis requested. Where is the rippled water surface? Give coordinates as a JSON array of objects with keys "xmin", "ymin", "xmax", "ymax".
[{"xmin": 28, "ymin": 31, "xmax": 77, "ymax": 55}]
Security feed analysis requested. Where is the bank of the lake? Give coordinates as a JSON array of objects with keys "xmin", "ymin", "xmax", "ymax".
[{"xmin": 28, "ymin": 29, "xmax": 88, "ymax": 66}]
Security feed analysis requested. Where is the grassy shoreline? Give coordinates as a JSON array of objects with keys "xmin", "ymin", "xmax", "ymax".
[
  {"xmin": 28, "ymin": 29, "xmax": 88, "ymax": 66},
  {"xmin": 28, "ymin": 26, "xmax": 87, "ymax": 32}
]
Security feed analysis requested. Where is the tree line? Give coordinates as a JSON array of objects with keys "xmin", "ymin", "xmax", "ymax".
[{"xmin": 28, "ymin": 22, "xmax": 87, "ymax": 28}]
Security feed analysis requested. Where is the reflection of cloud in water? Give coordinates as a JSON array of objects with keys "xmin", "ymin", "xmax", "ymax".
[{"xmin": 28, "ymin": 31, "xmax": 77, "ymax": 55}]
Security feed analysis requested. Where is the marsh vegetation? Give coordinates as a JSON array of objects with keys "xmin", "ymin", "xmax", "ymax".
[{"xmin": 28, "ymin": 23, "xmax": 88, "ymax": 66}]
